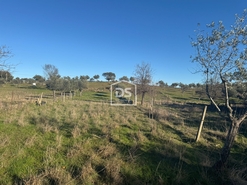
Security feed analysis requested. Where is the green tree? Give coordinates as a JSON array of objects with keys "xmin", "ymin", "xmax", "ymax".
[
  {"xmin": 12, "ymin": 77, "xmax": 21, "ymax": 86},
  {"xmin": 157, "ymin": 80, "xmax": 166, "ymax": 87},
  {"xmin": 191, "ymin": 9, "xmax": 247, "ymax": 169},
  {"xmin": 130, "ymin": 77, "xmax": 135, "ymax": 83},
  {"xmin": 188, "ymin": 83, "xmax": 196, "ymax": 88},
  {"xmin": 93, "ymin": 75, "xmax": 100, "ymax": 81},
  {"xmin": 61, "ymin": 77, "xmax": 71, "ymax": 92},
  {"xmin": 80, "ymin": 75, "xmax": 90, "ymax": 81},
  {"xmin": 170, "ymin": 83, "xmax": 179, "ymax": 88},
  {"xmin": 102, "ymin": 72, "xmax": 116, "ymax": 81},
  {"xmin": 77, "ymin": 79, "xmax": 87, "ymax": 96},
  {"xmin": 119, "ymin": 76, "xmax": 129, "ymax": 81},
  {"xmin": 0, "ymin": 70, "xmax": 13, "ymax": 82},
  {"xmin": 33, "ymin": 75, "xmax": 45, "ymax": 83},
  {"xmin": 43, "ymin": 64, "xmax": 61, "ymax": 100},
  {"xmin": 196, "ymin": 83, "xmax": 201, "ymax": 88}
]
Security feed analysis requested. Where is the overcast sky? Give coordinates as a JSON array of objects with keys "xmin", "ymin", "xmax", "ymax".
[{"xmin": 0, "ymin": 0, "xmax": 246, "ymax": 84}]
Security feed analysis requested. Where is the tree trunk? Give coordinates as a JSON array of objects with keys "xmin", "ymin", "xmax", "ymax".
[
  {"xmin": 213, "ymin": 120, "xmax": 239, "ymax": 169},
  {"xmin": 211, "ymin": 80, "xmax": 247, "ymax": 170}
]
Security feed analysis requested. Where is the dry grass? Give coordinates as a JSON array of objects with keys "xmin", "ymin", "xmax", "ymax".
[{"xmin": 0, "ymin": 86, "xmax": 246, "ymax": 184}]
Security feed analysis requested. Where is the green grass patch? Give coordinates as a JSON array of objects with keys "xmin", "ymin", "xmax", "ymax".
[{"xmin": 0, "ymin": 84, "xmax": 246, "ymax": 184}]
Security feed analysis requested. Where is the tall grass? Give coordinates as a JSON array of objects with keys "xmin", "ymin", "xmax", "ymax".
[{"xmin": 0, "ymin": 85, "xmax": 246, "ymax": 184}]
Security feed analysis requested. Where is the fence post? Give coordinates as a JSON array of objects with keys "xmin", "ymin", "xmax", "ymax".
[{"xmin": 195, "ymin": 105, "xmax": 207, "ymax": 142}]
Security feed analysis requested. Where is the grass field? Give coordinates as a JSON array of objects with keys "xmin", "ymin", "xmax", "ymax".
[{"xmin": 0, "ymin": 83, "xmax": 247, "ymax": 184}]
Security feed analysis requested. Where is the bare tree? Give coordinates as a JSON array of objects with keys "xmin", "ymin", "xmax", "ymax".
[
  {"xmin": 0, "ymin": 46, "xmax": 15, "ymax": 78},
  {"xmin": 134, "ymin": 62, "xmax": 153, "ymax": 105},
  {"xmin": 191, "ymin": 9, "xmax": 247, "ymax": 169}
]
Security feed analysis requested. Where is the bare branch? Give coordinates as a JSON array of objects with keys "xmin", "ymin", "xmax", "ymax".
[
  {"xmin": 191, "ymin": 9, "xmax": 247, "ymax": 169},
  {"xmin": 134, "ymin": 62, "xmax": 153, "ymax": 105},
  {"xmin": 0, "ymin": 45, "xmax": 15, "ymax": 72}
]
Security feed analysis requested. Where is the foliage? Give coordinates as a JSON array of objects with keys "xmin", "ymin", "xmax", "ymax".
[
  {"xmin": 102, "ymin": 72, "xmax": 116, "ymax": 81},
  {"xmin": 157, "ymin": 80, "xmax": 167, "ymax": 87},
  {"xmin": 188, "ymin": 83, "xmax": 196, "ymax": 88},
  {"xmin": 119, "ymin": 76, "xmax": 129, "ymax": 81},
  {"xmin": 52, "ymin": 76, "xmax": 88, "ymax": 92},
  {"xmin": 191, "ymin": 9, "xmax": 247, "ymax": 168},
  {"xmin": 93, "ymin": 74, "xmax": 100, "ymax": 80},
  {"xmin": 130, "ymin": 76, "xmax": 135, "ymax": 82},
  {"xmin": 191, "ymin": 10, "xmax": 247, "ymax": 85},
  {"xmin": 80, "ymin": 75, "xmax": 90, "ymax": 81},
  {"xmin": 170, "ymin": 82, "xmax": 179, "ymax": 88},
  {"xmin": 0, "ymin": 70, "xmax": 13, "ymax": 83},
  {"xmin": 43, "ymin": 64, "xmax": 61, "ymax": 91},
  {"xmin": 33, "ymin": 75, "xmax": 45, "ymax": 83},
  {"xmin": 77, "ymin": 78, "xmax": 88, "ymax": 91}
]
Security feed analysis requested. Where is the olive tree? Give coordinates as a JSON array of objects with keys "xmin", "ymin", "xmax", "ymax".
[
  {"xmin": 130, "ymin": 77, "xmax": 135, "ymax": 83},
  {"xmin": 102, "ymin": 72, "xmax": 116, "ymax": 82},
  {"xmin": 33, "ymin": 75, "xmax": 45, "ymax": 84},
  {"xmin": 77, "ymin": 78, "xmax": 87, "ymax": 96},
  {"xmin": 119, "ymin": 76, "xmax": 129, "ymax": 81},
  {"xmin": 157, "ymin": 80, "xmax": 167, "ymax": 87},
  {"xmin": 0, "ymin": 70, "xmax": 14, "ymax": 82},
  {"xmin": 80, "ymin": 75, "xmax": 90, "ymax": 81},
  {"xmin": 43, "ymin": 64, "xmax": 60, "ymax": 99},
  {"xmin": 93, "ymin": 74, "xmax": 100, "ymax": 81},
  {"xmin": 191, "ymin": 9, "xmax": 247, "ymax": 169}
]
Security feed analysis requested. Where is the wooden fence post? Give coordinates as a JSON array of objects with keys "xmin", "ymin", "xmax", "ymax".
[{"xmin": 195, "ymin": 105, "xmax": 207, "ymax": 142}]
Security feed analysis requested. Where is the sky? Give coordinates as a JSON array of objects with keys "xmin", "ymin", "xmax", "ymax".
[{"xmin": 0, "ymin": 0, "xmax": 246, "ymax": 85}]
